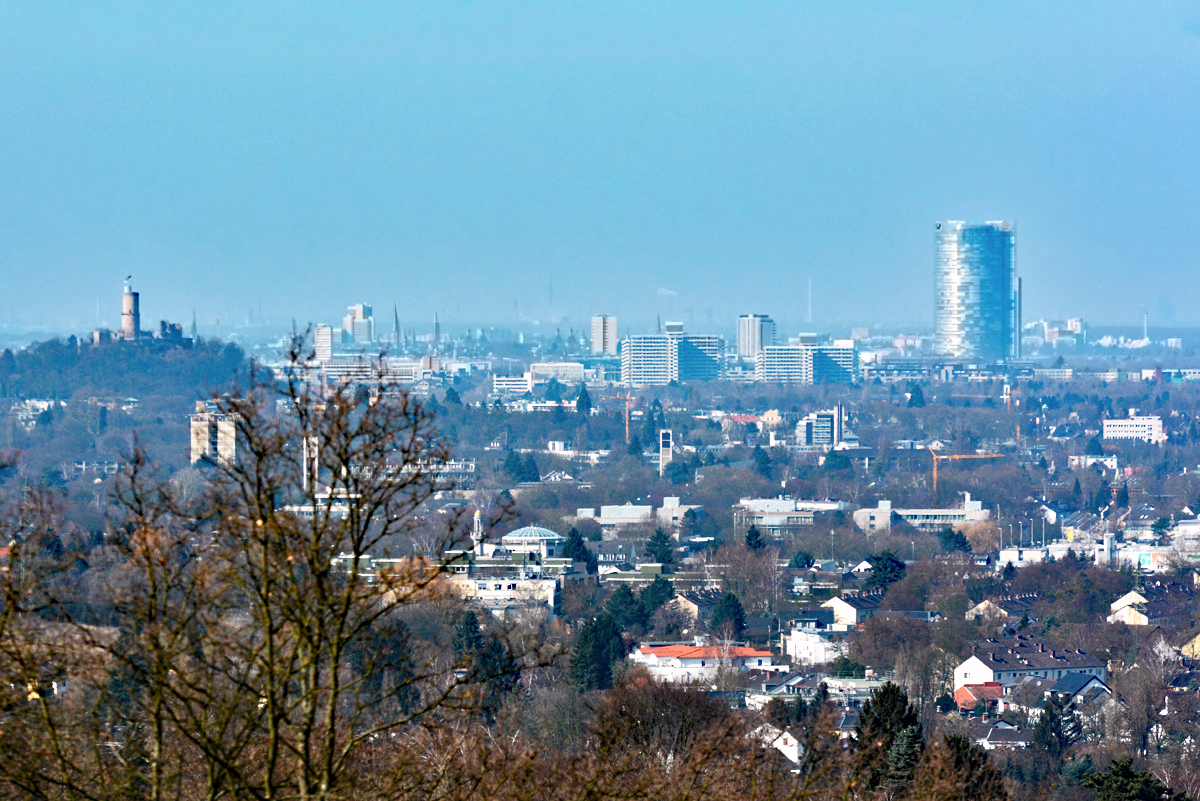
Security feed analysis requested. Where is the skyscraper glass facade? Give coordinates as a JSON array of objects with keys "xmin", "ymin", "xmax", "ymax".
[{"xmin": 934, "ymin": 221, "xmax": 1017, "ymax": 361}]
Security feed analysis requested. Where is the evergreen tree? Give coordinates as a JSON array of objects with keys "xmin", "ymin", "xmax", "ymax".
[
  {"xmin": 823, "ymin": 449, "xmax": 854, "ymax": 474},
  {"xmin": 544, "ymin": 378, "xmax": 564, "ymax": 402},
  {"xmin": 641, "ymin": 410, "xmax": 658, "ymax": 450},
  {"xmin": 830, "ymin": 656, "xmax": 866, "ymax": 678},
  {"xmin": 912, "ymin": 735, "xmax": 1007, "ymax": 801},
  {"xmin": 907, "ymin": 383, "xmax": 926, "ymax": 408},
  {"xmin": 520, "ymin": 453, "xmax": 541, "ymax": 482},
  {"xmin": 788, "ymin": 549, "xmax": 814, "ymax": 569},
  {"xmin": 639, "ymin": 574, "xmax": 675, "ymax": 617},
  {"xmin": 627, "ymin": 433, "xmax": 643, "ymax": 455},
  {"xmin": 576, "ymin": 384, "xmax": 592, "ymax": 417},
  {"xmin": 885, "ymin": 724, "xmax": 924, "ymax": 795},
  {"xmin": 1083, "ymin": 759, "xmax": 1183, "ymax": 801},
  {"xmin": 744, "ymin": 525, "xmax": 766, "ymax": 551},
  {"xmin": 502, "ymin": 450, "xmax": 523, "ymax": 480},
  {"xmin": 752, "ymin": 445, "xmax": 772, "ymax": 478},
  {"xmin": 865, "ymin": 551, "xmax": 906, "ymax": 591},
  {"xmin": 646, "ymin": 528, "xmax": 674, "ymax": 563},
  {"xmin": 562, "ymin": 527, "xmax": 596, "ymax": 573},
  {"xmin": 1116, "ymin": 482, "xmax": 1130, "ymax": 508},
  {"xmin": 452, "ymin": 611, "xmax": 485, "ymax": 658},
  {"xmin": 569, "ymin": 614, "xmax": 627, "ymax": 691},
  {"xmin": 443, "ymin": 386, "xmax": 462, "ymax": 406},
  {"xmin": 938, "ymin": 527, "xmax": 972, "ymax": 553},
  {"xmin": 606, "ymin": 585, "xmax": 646, "ymax": 629},
  {"xmin": 1032, "ymin": 695, "xmax": 1081, "ymax": 764},
  {"xmin": 852, "ymin": 682, "xmax": 922, "ymax": 795},
  {"xmin": 709, "ymin": 592, "xmax": 746, "ymax": 638}
]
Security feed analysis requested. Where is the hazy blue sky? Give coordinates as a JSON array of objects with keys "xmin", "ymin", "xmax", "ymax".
[{"xmin": 2, "ymin": 2, "xmax": 1198, "ymax": 337}]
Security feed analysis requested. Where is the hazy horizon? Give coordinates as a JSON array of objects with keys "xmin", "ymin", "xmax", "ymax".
[{"xmin": 3, "ymin": 2, "xmax": 1199, "ymax": 334}]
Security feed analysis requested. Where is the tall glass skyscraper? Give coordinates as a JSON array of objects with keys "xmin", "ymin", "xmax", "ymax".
[{"xmin": 934, "ymin": 221, "xmax": 1019, "ymax": 361}]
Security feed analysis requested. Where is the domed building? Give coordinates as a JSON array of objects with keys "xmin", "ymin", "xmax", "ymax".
[{"xmin": 500, "ymin": 525, "xmax": 566, "ymax": 560}]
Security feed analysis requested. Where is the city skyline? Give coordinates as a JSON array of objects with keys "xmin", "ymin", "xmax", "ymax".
[{"xmin": 2, "ymin": 2, "xmax": 1199, "ymax": 332}]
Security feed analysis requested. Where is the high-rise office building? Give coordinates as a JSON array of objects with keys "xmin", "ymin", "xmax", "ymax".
[
  {"xmin": 314, "ymin": 324, "xmax": 334, "ymax": 363},
  {"xmin": 620, "ymin": 325, "xmax": 723, "ymax": 387},
  {"xmin": 737, "ymin": 314, "xmax": 775, "ymax": 359},
  {"xmin": 591, "ymin": 315, "xmax": 618, "ymax": 356},
  {"xmin": 342, "ymin": 304, "xmax": 374, "ymax": 344},
  {"xmin": 934, "ymin": 221, "xmax": 1020, "ymax": 361},
  {"xmin": 754, "ymin": 341, "xmax": 858, "ymax": 385}
]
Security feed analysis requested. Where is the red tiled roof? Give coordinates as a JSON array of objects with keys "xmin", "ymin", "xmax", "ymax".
[
  {"xmin": 955, "ymin": 683, "xmax": 1005, "ymax": 707},
  {"xmin": 637, "ymin": 644, "xmax": 773, "ymax": 659}
]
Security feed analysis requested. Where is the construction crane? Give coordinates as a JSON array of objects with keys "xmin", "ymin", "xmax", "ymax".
[
  {"xmin": 600, "ymin": 392, "xmax": 636, "ymax": 444},
  {"xmin": 950, "ymin": 383, "xmax": 1019, "ymax": 410},
  {"xmin": 928, "ymin": 447, "xmax": 1002, "ymax": 504}
]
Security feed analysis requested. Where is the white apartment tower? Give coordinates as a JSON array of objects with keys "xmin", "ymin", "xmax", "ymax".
[
  {"xmin": 591, "ymin": 315, "xmax": 618, "ymax": 356},
  {"xmin": 313, "ymin": 324, "xmax": 334, "ymax": 363},
  {"xmin": 737, "ymin": 314, "xmax": 775, "ymax": 359},
  {"xmin": 755, "ymin": 341, "xmax": 859, "ymax": 385},
  {"xmin": 190, "ymin": 402, "xmax": 238, "ymax": 465}
]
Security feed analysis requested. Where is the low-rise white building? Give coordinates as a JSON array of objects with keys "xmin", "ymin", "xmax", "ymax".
[
  {"xmin": 1103, "ymin": 413, "xmax": 1167, "ymax": 444},
  {"xmin": 782, "ymin": 627, "xmax": 849, "ymax": 666},
  {"xmin": 629, "ymin": 642, "xmax": 787, "ymax": 683},
  {"xmin": 446, "ymin": 574, "xmax": 558, "ymax": 619},
  {"xmin": 733, "ymin": 498, "xmax": 850, "ymax": 538},
  {"xmin": 853, "ymin": 493, "xmax": 990, "ymax": 533},
  {"xmin": 577, "ymin": 497, "xmax": 700, "ymax": 530},
  {"xmin": 493, "ymin": 373, "xmax": 534, "ymax": 394}
]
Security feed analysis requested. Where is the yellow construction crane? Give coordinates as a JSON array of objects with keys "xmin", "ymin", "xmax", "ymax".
[
  {"xmin": 600, "ymin": 392, "xmax": 636, "ymax": 444},
  {"xmin": 928, "ymin": 448, "xmax": 1002, "ymax": 504}
]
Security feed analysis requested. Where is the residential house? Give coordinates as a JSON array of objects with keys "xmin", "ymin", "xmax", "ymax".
[
  {"xmin": 1107, "ymin": 583, "xmax": 1195, "ymax": 626},
  {"xmin": 822, "ymin": 591, "xmax": 885, "ymax": 626},
  {"xmin": 1046, "ymin": 673, "xmax": 1113, "ymax": 707},
  {"xmin": 629, "ymin": 642, "xmax": 788, "ymax": 682},
  {"xmin": 954, "ymin": 636, "xmax": 1107, "ymax": 691},
  {"xmin": 966, "ymin": 720, "xmax": 1030, "ymax": 750},
  {"xmin": 955, "ymin": 682, "xmax": 1005, "ymax": 713},
  {"xmin": 966, "ymin": 595, "xmax": 1039, "ymax": 623},
  {"xmin": 754, "ymin": 723, "xmax": 803, "ymax": 764},
  {"xmin": 669, "ymin": 590, "xmax": 726, "ymax": 623},
  {"xmin": 782, "ymin": 627, "xmax": 849, "ymax": 667}
]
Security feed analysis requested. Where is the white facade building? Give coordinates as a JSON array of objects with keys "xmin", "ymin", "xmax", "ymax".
[
  {"xmin": 737, "ymin": 314, "xmax": 776, "ymax": 359},
  {"xmin": 620, "ymin": 326, "xmax": 723, "ymax": 387},
  {"xmin": 530, "ymin": 362, "xmax": 586, "ymax": 384},
  {"xmin": 954, "ymin": 637, "xmax": 1106, "ymax": 691},
  {"xmin": 314, "ymin": 324, "xmax": 334, "ymax": 363},
  {"xmin": 1102, "ymin": 413, "xmax": 1167, "ymax": 444},
  {"xmin": 853, "ymin": 494, "xmax": 990, "ymax": 533},
  {"xmin": 493, "ymin": 373, "xmax": 535, "ymax": 394},
  {"xmin": 629, "ymin": 642, "xmax": 787, "ymax": 683},
  {"xmin": 754, "ymin": 341, "xmax": 859, "ymax": 384},
  {"xmin": 782, "ymin": 627, "xmax": 849, "ymax": 666},
  {"xmin": 591, "ymin": 315, "xmax": 618, "ymax": 356},
  {"xmin": 189, "ymin": 403, "xmax": 237, "ymax": 465}
]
